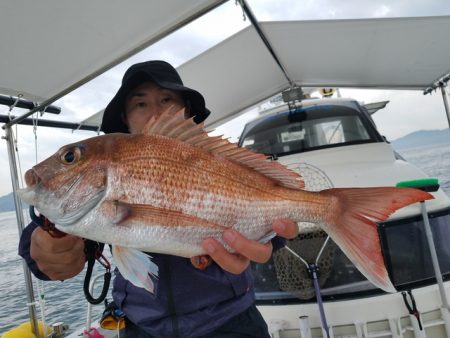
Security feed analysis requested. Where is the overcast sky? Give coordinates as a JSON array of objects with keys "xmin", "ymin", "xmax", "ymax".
[{"xmin": 1, "ymin": 0, "xmax": 450, "ymax": 196}]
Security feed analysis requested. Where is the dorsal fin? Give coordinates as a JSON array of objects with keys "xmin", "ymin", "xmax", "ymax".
[{"xmin": 141, "ymin": 108, "xmax": 304, "ymax": 190}]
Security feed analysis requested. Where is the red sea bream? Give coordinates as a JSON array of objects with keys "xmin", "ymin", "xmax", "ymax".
[{"xmin": 18, "ymin": 108, "xmax": 433, "ymax": 293}]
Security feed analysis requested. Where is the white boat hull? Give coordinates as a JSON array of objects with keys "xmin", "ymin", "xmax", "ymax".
[{"xmin": 259, "ymin": 282, "xmax": 450, "ymax": 338}]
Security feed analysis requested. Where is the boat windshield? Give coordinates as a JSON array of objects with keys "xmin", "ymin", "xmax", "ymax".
[
  {"xmin": 240, "ymin": 105, "xmax": 381, "ymax": 156},
  {"xmin": 252, "ymin": 207, "xmax": 450, "ymax": 304}
]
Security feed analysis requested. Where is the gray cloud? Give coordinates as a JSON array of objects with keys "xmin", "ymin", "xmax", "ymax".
[
  {"xmin": 250, "ymin": 0, "xmax": 450, "ymax": 20},
  {"xmin": 371, "ymin": 89, "xmax": 450, "ymax": 140}
]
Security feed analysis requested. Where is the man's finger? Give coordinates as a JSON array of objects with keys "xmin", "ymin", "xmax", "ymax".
[
  {"xmin": 273, "ymin": 219, "xmax": 299, "ymax": 239},
  {"xmin": 202, "ymin": 238, "xmax": 250, "ymax": 274},
  {"xmin": 221, "ymin": 229, "xmax": 272, "ymax": 264}
]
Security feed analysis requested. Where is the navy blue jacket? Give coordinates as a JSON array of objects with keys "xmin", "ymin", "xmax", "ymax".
[{"xmin": 19, "ymin": 221, "xmax": 284, "ymax": 337}]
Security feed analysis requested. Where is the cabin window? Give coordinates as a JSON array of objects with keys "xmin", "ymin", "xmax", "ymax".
[{"xmin": 240, "ymin": 105, "xmax": 378, "ymax": 157}]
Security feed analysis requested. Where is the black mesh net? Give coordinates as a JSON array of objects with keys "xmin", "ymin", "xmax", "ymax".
[{"xmin": 273, "ymin": 162, "xmax": 338, "ymax": 299}]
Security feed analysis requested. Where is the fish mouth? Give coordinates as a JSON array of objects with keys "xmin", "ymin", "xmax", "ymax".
[
  {"xmin": 17, "ymin": 168, "xmax": 45, "ymax": 206},
  {"xmin": 25, "ymin": 168, "xmax": 41, "ymax": 187},
  {"xmin": 17, "ymin": 184, "xmax": 39, "ymax": 206}
]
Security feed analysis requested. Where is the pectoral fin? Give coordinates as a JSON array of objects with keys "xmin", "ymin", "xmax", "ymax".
[{"xmin": 112, "ymin": 245, "xmax": 158, "ymax": 293}]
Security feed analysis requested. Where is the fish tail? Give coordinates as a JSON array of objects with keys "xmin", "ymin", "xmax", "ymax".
[{"xmin": 320, "ymin": 187, "xmax": 433, "ymax": 292}]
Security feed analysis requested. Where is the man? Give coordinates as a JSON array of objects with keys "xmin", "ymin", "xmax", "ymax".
[{"xmin": 20, "ymin": 60, "xmax": 298, "ymax": 337}]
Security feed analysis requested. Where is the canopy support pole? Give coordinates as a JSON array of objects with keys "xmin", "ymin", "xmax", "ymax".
[
  {"xmin": 440, "ymin": 85, "xmax": 450, "ymax": 129},
  {"xmin": 421, "ymin": 201, "xmax": 449, "ymax": 310},
  {"xmin": 3, "ymin": 125, "xmax": 39, "ymax": 335},
  {"xmin": 237, "ymin": 0, "xmax": 294, "ymax": 88},
  {"xmin": 424, "ymin": 73, "xmax": 450, "ymax": 130}
]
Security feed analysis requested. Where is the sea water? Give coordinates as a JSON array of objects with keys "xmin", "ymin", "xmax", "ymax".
[
  {"xmin": 398, "ymin": 142, "xmax": 450, "ymax": 193},
  {"xmin": 0, "ymin": 210, "xmax": 110, "ymax": 334},
  {"xmin": 1, "ymin": 142, "xmax": 449, "ymax": 334}
]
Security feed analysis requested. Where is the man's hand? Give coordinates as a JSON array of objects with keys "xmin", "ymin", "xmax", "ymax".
[
  {"xmin": 201, "ymin": 219, "xmax": 298, "ymax": 274},
  {"xmin": 30, "ymin": 227, "xmax": 86, "ymax": 280}
]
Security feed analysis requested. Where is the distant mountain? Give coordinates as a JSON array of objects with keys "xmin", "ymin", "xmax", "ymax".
[
  {"xmin": 391, "ymin": 129, "xmax": 450, "ymax": 150},
  {"xmin": 0, "ymin": 192, "xmax": 27, "ymax": 212}
]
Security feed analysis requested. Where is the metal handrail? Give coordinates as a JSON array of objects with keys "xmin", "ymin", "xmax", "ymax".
[{"xmin": 3, "ymin": 124, "xmax": 39, "ymax": 335}]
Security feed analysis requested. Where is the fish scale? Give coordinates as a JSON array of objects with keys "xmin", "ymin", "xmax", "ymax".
[{"xmin": 111, "ymin": 138, "xmax": 295, "ymax": 230}]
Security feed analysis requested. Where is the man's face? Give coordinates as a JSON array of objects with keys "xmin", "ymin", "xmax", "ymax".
[{"xmin": 124, "ymin": 81, "xmax": 185, "ymax": 134}]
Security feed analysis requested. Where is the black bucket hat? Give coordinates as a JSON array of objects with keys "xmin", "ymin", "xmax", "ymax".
[{"xmin": 101, "ymin": 60, "xmax": 210, "ymax": 134}]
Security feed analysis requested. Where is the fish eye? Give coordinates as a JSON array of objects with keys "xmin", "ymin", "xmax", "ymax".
[{"xmin": 60, "ymin": 147, "xmax": 82, "ymax": 165}]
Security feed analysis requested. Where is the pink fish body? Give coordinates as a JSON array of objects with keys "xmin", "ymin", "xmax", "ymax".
[{"xmin": 18, "ymin": 109, "xmax": 433, "ymax": 293}]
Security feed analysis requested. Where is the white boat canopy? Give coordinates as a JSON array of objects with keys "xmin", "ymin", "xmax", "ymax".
[
  {"xmin": 0, "ymin": 0, "xmax": 224, "ymax": 103},
  {"xmin": 177, "ymin": 16, "xmax": 450, "ymax": 126},
  {"xmin": 82, "ymin": 15, "xmax": 450, "ymax": 129},
  {"xmin": 0, "ymin": 1, "xmax": 449, "ymax": 129}
]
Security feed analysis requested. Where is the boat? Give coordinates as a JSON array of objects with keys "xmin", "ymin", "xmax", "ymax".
[
  {"xmin": 239, "ymin": 97, "xmax": 450, "ymax": 337},
  {"xmin": 1, "ymin": 1, "xmax": 450, "ymax": 337}
]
